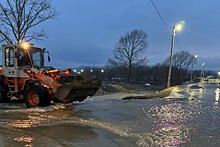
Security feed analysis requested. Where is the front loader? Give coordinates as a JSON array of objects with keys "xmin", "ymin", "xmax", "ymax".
[{"xmin": 0, "ymin": 43, "xmax": 101, "ymax": 107}]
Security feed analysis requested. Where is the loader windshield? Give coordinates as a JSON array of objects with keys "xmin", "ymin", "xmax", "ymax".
[{"xmin": 17, "ymin": 48, "xmax": 43, "ymax": 68}]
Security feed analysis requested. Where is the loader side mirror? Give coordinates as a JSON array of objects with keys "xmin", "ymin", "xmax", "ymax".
[
  {"xmin": 15, "ymin": 51, "xmax": 21, "ymax": 58},
  {"xmin": 44, "ymin": 50, "xmax": 51, "ymax": 62},
  {"xmin": 48, "ymin": 56, "xmax": 51, "ymax": 62}
]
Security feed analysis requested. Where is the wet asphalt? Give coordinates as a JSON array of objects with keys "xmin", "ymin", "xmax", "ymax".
[{"xmin": 0, "ymin": 83, "xmax": 220, "ymax": 147}]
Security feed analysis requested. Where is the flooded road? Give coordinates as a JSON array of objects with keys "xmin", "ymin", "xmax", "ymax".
[{"xmin": 0, "ymin": 83, "xmax": 220, "ymax": 147}]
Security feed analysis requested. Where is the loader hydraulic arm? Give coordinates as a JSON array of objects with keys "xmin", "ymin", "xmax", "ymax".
[
  {"xmin": 24, "ymin": 69, "xmax": 76, "ymax": 101},
  {"xmin": 24, "ymin": 69, "xmax": 62, "ymax": 93}
]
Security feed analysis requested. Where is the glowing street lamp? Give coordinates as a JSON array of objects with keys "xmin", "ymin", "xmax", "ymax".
[
  {"xmin": 167, "ymin": 22, "xmax": 184, "ymax": 88},
  {"xmin": 101, "ymin": 69, "xmax": 104, "ymax": 73},
  {"xmin": 191, "ymin": 55, "xmax": 198, "ymax": 82},
  {"xmin": 90, "ymin": 70, "xmax": 93, "ymax": 72},
  {"xmin": 81, "ymin": 69, "xmax": 84, "ymax": 72},
  {"xmin": 175, "ymin": 24, "xmax": 183, "ymax": 31}
]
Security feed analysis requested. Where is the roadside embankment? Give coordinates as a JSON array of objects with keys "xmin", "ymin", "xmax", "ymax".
[
  {"xmin": 122, "ymin": 86, "xmax": 176, "ymax": 100},
  {"xmin": 94, "ymin": 83, "xmax": 163, "ymax": 96}
]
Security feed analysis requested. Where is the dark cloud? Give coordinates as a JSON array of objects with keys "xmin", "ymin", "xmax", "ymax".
[{"xmin": 26, "ymin": 0, "xmax": 220, "ymax": 70}]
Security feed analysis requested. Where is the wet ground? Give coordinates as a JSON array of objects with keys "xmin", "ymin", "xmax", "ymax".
[{"xmin": 0, "ymin": 83, "xmax": 220, "ymax": 147}]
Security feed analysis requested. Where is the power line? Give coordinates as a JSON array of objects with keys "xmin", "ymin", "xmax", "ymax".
[
  {"xmin": 150, "ymin": 0, "xmax": 172, "ymax": 33},
  {"xmin": 150, "ymin": 0, "xmax": 183, "ymax": 52},
  {"xmin": 175, "ymin": 36, "xmax": 182, "ymax": 51}
]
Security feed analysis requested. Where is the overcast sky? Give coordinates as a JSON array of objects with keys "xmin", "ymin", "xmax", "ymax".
[{"xmin": 32, "ymin": 0, "xmax": 220, "ymax": 70}]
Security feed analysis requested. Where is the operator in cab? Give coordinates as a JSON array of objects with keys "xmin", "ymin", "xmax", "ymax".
[{"xmin": 17, "ymin": 50, "xmax": 32, "ymax": 68}]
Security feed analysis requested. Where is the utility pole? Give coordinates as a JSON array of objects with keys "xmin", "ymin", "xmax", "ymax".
[
  {"xmin": 93, "ymin": 62, "xmax": 96, "ymax": 78},
  {"xmin": 200, "ymin": 63, "xmax": 205, "ymax": 78},
  {"xmin": 167, "ymin": 26, "xmax": 175, "ymax": 88},
  {"xmin": 205, "ymin": 68, "xmax": 208, "ymax": 77},
  {"xmin": 190, "ymin": 55, "xmax": 198, "ymax": 82}
]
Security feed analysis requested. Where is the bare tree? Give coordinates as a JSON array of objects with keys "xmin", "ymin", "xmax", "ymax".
[
  {"xmin": 0, "ymin": 0, "xmax": 58, "ymax": 44},
  {"xmin": 164, "ymin": 51, "xmax": 197, "ymax": 70},
  {"xmin": 108, "ymin": 29, "xmax": 148, "ymax": 83},
  {"xmin": 163, "ymin": 51, "xmax": 197, "ymax": 85}
]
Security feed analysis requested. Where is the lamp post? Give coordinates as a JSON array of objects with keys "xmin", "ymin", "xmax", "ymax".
[
  {"xmin": 167, "ymin": 24, "xmax": 183, "ymax": 88},
  {"xmin": 190, "ymin": 55, "xmax": 198, "ymax": 82},
  {"xmin": 200, "ymin": 63, "xmax": 205, "ymax": 78},
  {"xmin": 205, "ymin": 68, "xmax": 208, "ymax": 77},
  {"xmin": 101, "ymin": 69, "xmax": 104, "ymax": 81}
]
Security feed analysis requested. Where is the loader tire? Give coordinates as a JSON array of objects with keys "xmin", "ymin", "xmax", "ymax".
[
  {"xmin": 0, "ymin": 83, "xmax": 10, "ymax": 103},
  {"xmin": 24, "ymin": 85, "xmax": 50, "ymax": 108}
]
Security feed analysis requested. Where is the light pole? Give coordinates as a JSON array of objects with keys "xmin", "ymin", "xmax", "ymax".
[
  {"xmin": 200, "ymin": 63, "xmax": 205, "ymax": 78},
  {"xmin": 205, "ymin": 68, "xmax": 208, "ymax": 77},
  {"xmin": 190, "ymin": 55, "xmax": 198, "ymax": 82},
  {"xmin": 167, "ymin": 24, "xmax": 183, "ymax": 88},
  {"xmin": 218, "ymin": 72, "xmax": 220, "ymax": 84}
]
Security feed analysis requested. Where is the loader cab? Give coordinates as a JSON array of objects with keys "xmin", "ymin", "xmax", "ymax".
[
  {"xmin": 2, "ymin": 44, "xmax": 45, "ymax": 77},
  {"xmin": 16, "ymin": 47, "xmax": 43, "ymax": 68}
]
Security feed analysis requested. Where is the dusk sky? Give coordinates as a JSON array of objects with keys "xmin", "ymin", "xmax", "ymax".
[{"xmin": 32, "ymin": 0, "xmax": 220, "ymax": 70}]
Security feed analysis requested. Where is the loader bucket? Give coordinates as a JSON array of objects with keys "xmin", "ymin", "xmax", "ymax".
[
  {"xmin": 26, "ymin": 71, "xmax": 102, "ymax": 103},
  {"xmin": 54, "ymin": 78, "xmax": 101, "ymax": 102}
]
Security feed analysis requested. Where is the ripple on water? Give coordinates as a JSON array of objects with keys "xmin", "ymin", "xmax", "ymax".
[
  {"xmin": 1, "ymin": 103, "xmax": 67, "ymax": 129},
  {"xmin": 145, "ymin": 101, "xmax": 202, "ymax": 146},
  {"xmin": 14, "ymin": 136, "xmax": 35, "ymax": 147},
  {"xmin": 0, "ymin": 103, "xmax": 67, "ymax": 113}
]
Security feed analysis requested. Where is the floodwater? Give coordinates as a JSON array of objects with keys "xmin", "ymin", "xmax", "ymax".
[{"xmin": 0, "ymin": 84, "xmax": 220, "ymax": 147}]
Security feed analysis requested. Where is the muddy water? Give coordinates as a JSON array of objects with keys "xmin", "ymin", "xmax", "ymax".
[{"xmin": 0, "ymin": 85, "xmax": 220, "ymax": 147}]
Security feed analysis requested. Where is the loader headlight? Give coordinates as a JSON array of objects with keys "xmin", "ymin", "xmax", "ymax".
[{"xmin": 21, "ymin": 42, "xmax": 30, "ymax": 50}]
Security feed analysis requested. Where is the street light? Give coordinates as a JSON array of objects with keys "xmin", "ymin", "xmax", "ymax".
[
  {"xmin": 200, "ymin": 63, "xmax": 205, "ymax": 77},
  {"xmin": 176, "ymin": 24, "xmax": 182, "ymax": 31},
  {"xmin": 191, "ymin": 55, "xmax": 198, "ymax": 82},
  {"xmin": 205, "ymin": 68, "xmax": 208, "ymax": 77},
  {"xmin": 167, "ymin": 23, "xmax": 183, "ymax": 88},
  {"xmin": 218, "ymin": 72, "xmax": 220, "ymax": 86}
]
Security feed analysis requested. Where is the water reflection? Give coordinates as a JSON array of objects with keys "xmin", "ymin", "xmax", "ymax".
[
  {"xmin": 14, "ymin": 136, "xmax": 35, "ymax": 147},
  {"xmin": 204, "ymin": 104, "xmax": 220, "ymax": 131},
  {"xmin": 209, "ymin": 107, "xmax": 219, "ymax": 130},
  {"xmin": 0, "ymin": 123, "xmax": 101, "ymax": 147},
  {"xmin": 188, "ymin": 85, "xmax": 205, "ymax": 100},
  {"xmin": 7, "ymin": 115, "xmax": 50, "ymax": 128},
  {"xmin": 147, "ymin": 101, "xmax": 198, "ymax": 146},
  {"xmin": 215, "ymin": 88, "xmax": 219, "ymax": 105}
]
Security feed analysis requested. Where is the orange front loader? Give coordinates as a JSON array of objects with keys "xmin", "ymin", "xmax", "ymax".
[{"xmin": 0, "ymin": 44, "xmax": 101, "ymax": 107}]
